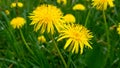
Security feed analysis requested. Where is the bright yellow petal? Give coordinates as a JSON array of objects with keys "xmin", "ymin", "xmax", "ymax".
[
  {"xmin": 47, "ymin": 21, "xmax": 52, "ymax": 33},
  {"xmin": 64, "ymin": 39, "xmax": 72, "ymax": 49},
  {"xmin": 104, "ymin": 2, "xmax": 107, "ymax": 10},
  {"xmin": 72, "ymin": 42, "xmax": 76, "ymax": 53},
  {"xmin": 41, "ymin": 24, "xmax": 46, "ymax": 33},
  {"xmin": 50, "ymin": 22, "xmax": 54, "ymax": 34},
  {"xmin": 34, "ymin": 22, "xmax": 42, "ymax": 31},
  {"xmin": 84, "ymin": 41, "xmax": 92, "ymax": 49},
  {"xmin": 57, "ymin": 35, "xmax": 69, "ymax": 41},
  {"xmin": 80, "ymin": 42, "xmax": 84, "ymax": 54},
  {"xmin": 107, "ymin": 0, "xmax": 114, "ymax": 7},
  {"xmin": 76, "ymin": 41, "xmax": 79, "ymax": 53}
]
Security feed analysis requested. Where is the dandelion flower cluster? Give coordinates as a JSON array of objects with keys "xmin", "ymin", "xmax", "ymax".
[
  {"xmin": 73, "ymin": 4, "xmax": 86, "ymax": 11},
  {"xmin": 63, "ymin": 14, "xmax": 76, "ymax": 23},
  {"xmin": 58, "ymin": 24, "xmax": 93, "ymax": 54},
  {"xmin": 38, "ymin": 35, "xmax": 46, "ymax": 43},
  {"xmin": 29, "ymin": 4, "xmax": 64, "ymax": 34},
  {"xmin": 10, "ymin": 17, "xmax": 26, "ymax": 29},
  {"xmin": 11, "ymin": 2, "xmax": 23, "ymax": 8},
  {"xmin": 92, "ymin": 0, "xmax": 114, "ymax": 10},
  {"xmin": 57, "ymin": 0, "xmax": 67, "ymax": 5},
  {"xmin": 117, "ymin": 23, "xmax": 120, "ymax": 35}
]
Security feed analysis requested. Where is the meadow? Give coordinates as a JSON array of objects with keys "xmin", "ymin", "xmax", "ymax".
[{"xmin": 0, "ymin": 0, "xmax": 120, "ymax": 68}]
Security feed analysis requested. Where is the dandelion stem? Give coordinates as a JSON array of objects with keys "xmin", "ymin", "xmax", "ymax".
[
  {"xmin": 19, "ymin": 29, "xmax": 34, "ymax": 55},
  {"xmin": 51, "ymin": 36, "xmax": 67, "ymax": 68},
  {"xmin": 103, "ymin": 10, "xmax": 110, "ymax": 62},
  {"xmin": 84, "ymin": 9, "xmax": 91, "ymax": 27},
  {"xmin": 67, "ymin": 52, "xmax": 72, "ymax": 68}
]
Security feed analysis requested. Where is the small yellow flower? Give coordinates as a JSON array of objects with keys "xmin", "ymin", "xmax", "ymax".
[
  {"xmin": 11, "ymin": 2, "xmax": 16, "ymax": 8},
  {"xmin": 18, "ymin": 2, "xmax": 23, "ymax": 7},
  {"xmin": 92, "ymin": 0, "xmax": 114, "ymax": 10},
  {"xmin": 29, "ymin": 4, "xmax": 64, "ymax": 34},
  {"xmin": 5, "ymin": 10, "xmax": 10, "ymax": 15},
  {"xmin": 63, "ymin": 14, "xmax": 76, "ymax": 23},
  {"xmin": 10, "ymin": 2, "xmax": 23, "ymax": 8},
  {"xmin": 38, "ymin": 35, "xmax": 46, "ymax": 43},
  {"xmin": 57, "ymin": 0, "xmax": 67, "ymax": 5},
  {"xmin": 117, "ymin": 23, "xmax": 120, "ymax": 35},
  {"xmin": 58, "ymin": 24, "xmax": 93, "ymax": 54},
  {"xmin": 73, "ymin": 4, "xmax": 86, "ymax": 11},
  {"xmin": 10, "ymin": 17, "xmax": 26, "ymax": 29}
]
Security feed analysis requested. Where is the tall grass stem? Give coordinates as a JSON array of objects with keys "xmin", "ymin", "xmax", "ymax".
[
  {"xmin": 51, "ymin": 36, "xmax": 68, "ymax": 68},
  {"xmin": 19, "ymin": 29, "xmax": 34, "ymax": 55}
]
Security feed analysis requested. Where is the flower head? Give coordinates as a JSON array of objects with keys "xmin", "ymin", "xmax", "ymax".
[
  {"xmin": 57, "ymin": 24, "xmax": 93, "ymax": 54},
  {"xmin": 29, "ymin": 4, "xmax": 64, "ymax": 34},
  {"xmin": 73, "ymin": 4, "xmax": 86, "ymax": 11},
  {"xmin": 17, "ymin": 2, "xmax": 23, "ymax": 7},
  {"xmin": 57, "ymin": 0, "xmax": 67, "ymax": 5},
  {"xmin": 117, "ymin": 23, "xmax": 120, "ymax": 35},
  {"xmin": 10, "ymin": 17, "xmax": 26, "ymax": 29},
  {"xmin": 63, "ymin": 14, "xmax": 76, "ymax": 23},
  {"xmin": 5, "ymin": 10, "xmax": 10, "ymax": 15},
  {"xmin": 38, "ymin": 35, "xmax": 46, "ymax": 43},
  {"xmin": 11, "ymin": 2, "xmax": 16, "ymax": 8},
  {"xmin": 92, "ymin": 0, "xmax": 114, "ymax": 10},
  {"xmin": 10, "ymin": 2, "xmax": 23, "ymax": 8}
]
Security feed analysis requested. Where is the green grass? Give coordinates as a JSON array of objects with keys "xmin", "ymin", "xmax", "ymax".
[{"xmin": 0, "ymin": 0, "xmax": 120, "ymax": 68}]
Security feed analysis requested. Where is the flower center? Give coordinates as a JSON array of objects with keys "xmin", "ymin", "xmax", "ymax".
[{"xmin": 71, "ymin": 31, "xmax": 81, "ymax": 40}]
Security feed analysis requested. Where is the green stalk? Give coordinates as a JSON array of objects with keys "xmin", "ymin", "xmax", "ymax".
[
  {"xmin": 103, "ymin": 11, "xmax": 110, "ymax": 52},
  {"xmin": 19, "ymin": 29, "xmax": 34, "ymax": 55},
  {"xmin": 67, "ymin": 52, "xmax": 72, "ymax": 68},
  {"xmin": 51, "ymin": 36, "xmax": 67, "ymax": 68},
  {"xmin": 103, "ymin": 10, "xmax": 110, "ymax": 65},
  {"xmin": 84, "ymin": 9, "xmax": 91, "ymax": 27}
]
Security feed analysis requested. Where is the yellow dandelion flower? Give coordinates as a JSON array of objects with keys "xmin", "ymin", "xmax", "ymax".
[
  {"xmin": 38, "ymin": 35, "xmax": 46, "ymax": 43},
  {"xmin": 92, "ymin": 0, "xmax": 114, "ymax": 10},
  {"xmin": 73, "ymin": 4, "xmax": 86, "ymax": 11},
  {"xmin": 5, "ymin": 10, "xmax": 10, "ymax": 15},
  {"xmin": 18, "ymin": 2, "xmax": 23, "ymax": 7},
  {"xmin": 117, "ymin": 23, "xmax": 120, "ymax": 35},
  {"xmin": 57, "ymin": 24, "xmax": 93, "ymax": 54},
  {"xmin": 29, "ymin": 4, "xmax": 64, "ymax": 34},
  {"xmin": 57, "ymin": 0, "xmax": 67, "ymax": 5},
  {"xmin": 10, "ymin": 17, "xmax": 26, "ymax": 29},
  {"xmin": 63, "ymin": 14, "xmax": 76, "ymax": 23},
  {"xmin": 11, "ymin": 2, "xmax": 16, "ymax": 8}
]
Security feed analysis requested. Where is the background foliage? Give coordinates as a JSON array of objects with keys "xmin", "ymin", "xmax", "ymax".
[{"xmin": 0, "ymin": 0, "xmax": 120, "ymax": 68}]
